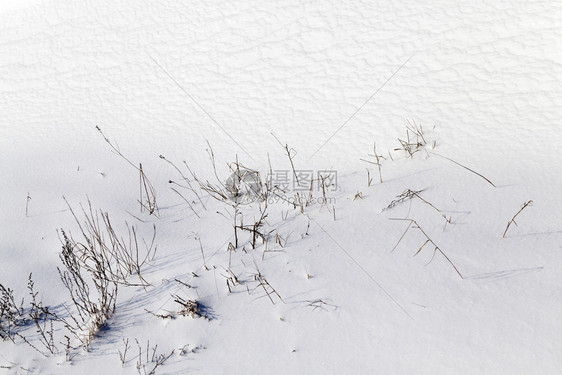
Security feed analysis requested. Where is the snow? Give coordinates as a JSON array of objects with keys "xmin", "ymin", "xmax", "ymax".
[
  {"xmin": 1, "ymin": 0, "xmax": 561, "ymax": 374},
  {"xmin": 0, "ymin": 0, "xmax": 42, "ymax": 14}
]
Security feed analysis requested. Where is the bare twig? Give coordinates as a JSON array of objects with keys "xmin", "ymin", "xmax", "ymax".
[
  {"xmin": 503, "ymin": 200, "xmax": 533, "ymax": 238},
  {"xmin": 394, "ymin": 122, "xmax": 428, "ymax": 158},
  {"xmin": 159, "ymin": 154, "xmax": 206, "ymax": 211},
  {"xmin": 384, "ymin": 189, "xmax": 440, "ymax": 213},
  {"xmin": 25, "ymin": 193, "xmax": 31, "ymax": 217},
  {"xmin": 195, "ymin": 236, "xmax": 208, "ymax": 271},
  {"xmin": 62, "ymin": 198, "xmax": 156, "ymax": 287},
  {"xmin": 390, "ymin": 218, "xmax": 464, "ymax": 279},
  {"xmin": 96, "ymin": 126, "xmax": 159, "ymax": 215},
  {"xmin": 431, "ymin": 152, "xmax": 496, "ymax": 187},
  {"xmin": 0, "ymin": 282, "xmax": 25, "ymax": 342},
  {"xmin": 119, "ymin": 338, "xmax": 130, "ymax": 366},
  {"xmin": 360, "ymin": 142, "xmax": 384, "ymax": 183},
  {"xmin": 271, "ymin": 133, "xmax": 299, "ymax": 185}
]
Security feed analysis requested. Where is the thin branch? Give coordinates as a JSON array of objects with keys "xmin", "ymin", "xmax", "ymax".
[
  {"xmin": 431, "ymin": 152, "xmax": 496, "ymax": 187},
  {"xmin": 503, "ymin": 200, "xmax": 533, "ymax": 238},
  {"xmin": 390, "ymin": 218, "xmax": 464, "ymax": 279}
]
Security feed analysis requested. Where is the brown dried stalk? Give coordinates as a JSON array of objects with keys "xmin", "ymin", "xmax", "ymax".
[
  {"xmin": 503, "ymin": 200, "xmax": 533, "ymax": 238},
  {"xmin": 390, "ymin": 218, "xmax": 463, "ymax": 279}
]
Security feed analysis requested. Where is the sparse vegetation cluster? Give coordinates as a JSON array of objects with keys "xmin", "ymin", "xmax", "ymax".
[{"xmin": 1, "ymin": 122, "xmax": 534, "ymax": 373}]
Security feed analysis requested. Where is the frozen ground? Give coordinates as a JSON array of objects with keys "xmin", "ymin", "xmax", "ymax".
[{"xmin": 1, "ymin": 0, "xmax": 561, "ymax": 374}]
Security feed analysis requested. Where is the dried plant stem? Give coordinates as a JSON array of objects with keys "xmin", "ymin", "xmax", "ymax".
[
  {"xmin": 503, "ymin": 200, "xmax": 533, "ymax": 238},
  {"xmin": 431, "ymin": 152, "xmax": 496, "ymax": 187},
  {"xmin": 63, "ymin": 197, "xmax": 156, "ymax": 287},
  {"xmin": 159, "ymin": 154, "xmax": 206, "ymax": 211},
  {"xmin": 394, "ymin": 122, "xmax": 427, "ymax": 158},
  {"xmin": 196, "ymin": 237, "xmax": 208, "ymax": 270},
  {"xmin": 390, "ymin": 218, "xmax": 464, "ymax": 279},
  {"xmin": 170, "ymin": 187, "xmax": 200, "ymax": 218},
  {"xmin": 271, "ymin": 132, "xmax": 299, "ymax": 185},
  {"xmin": 25, "ymin": 193, "xmax": 31, "ymax": 217},
  {"xmin": 96, "ymin": 126, "xmax": 159, "ymax": 215},
  {"xmin": 360, "ymin": 141, "xmax": 384, "ymax": 183},
  {"xmin": 384, "ymin": 189, "xmax": 440, "ymax": 213},
  {"xmin": 119, "ymin": 338, "xmax": 130, "ymax": 366}
]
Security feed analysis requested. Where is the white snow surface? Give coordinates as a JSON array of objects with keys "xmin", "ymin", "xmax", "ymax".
[
  {"xmin": 0, "ymin": 0, "xmax": 42, "ymax": 14},
  {"xmin": 1, "ymin": 0, "xmax": 561, "ymax": 374}
]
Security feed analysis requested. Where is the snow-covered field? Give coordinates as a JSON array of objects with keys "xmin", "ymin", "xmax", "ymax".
[{"xmin": 1, "ymin": 0, "xmax": 561, "ymax": 373}]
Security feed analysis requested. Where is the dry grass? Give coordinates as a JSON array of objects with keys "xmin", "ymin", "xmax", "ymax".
[
  {"xmin": 63, "ymin": 198, "xmax": 156, "ymax": 287},
  {"xmin": 361, "ymin": 141, "xmax": 385, "ymax": 184},
  {"xmin": 503, "ymin": 200, "xmax": 533, "ymax": 238},
  {"xmin": 394, "ymin": 121, "xmax": 431, "ymax": 158},
  {"xmin": 0, "ymin": 282, "xmax": 24, "ymax": 343},
  {"xmin": 134, "ymin": 338, "xmax": 175, "ymax": 375},
  {"xmin": 1, "ymin": 275, "xmax": 59, "ymax": 356},
  {"xmin": 96, "ymin": 126, "xmax": 159, "ymax": 216},
  {"xmin": 390, "ymin": 218, "xmax": 464, "ymax": 279}
]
